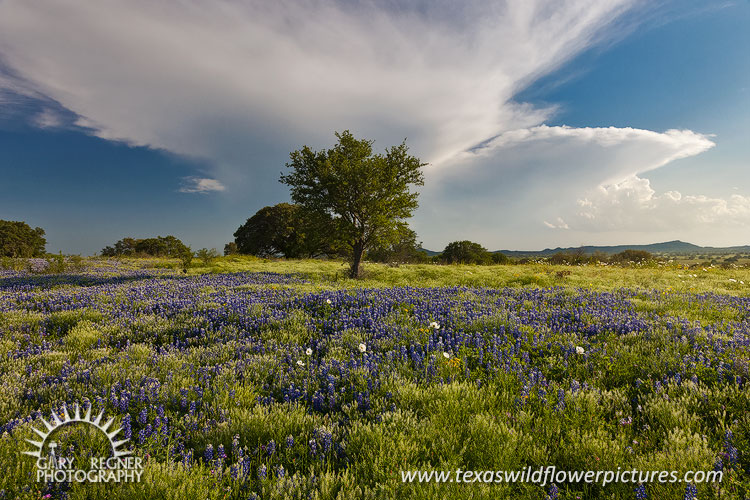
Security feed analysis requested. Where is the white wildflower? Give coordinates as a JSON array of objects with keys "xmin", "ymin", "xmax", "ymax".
[
  {"xmin": 429, "ymin": 321, "xmax": 440, "ymax": 330},
  {"xmin": 326, "ymin": 299, "xmax": 332, "ymax": 304},
  {"xmin": 443, "ymin": 352, "xmax": 451, "ymax": 359},
  {"xmin": 305, "ymin": 348, "xmax": 312, "ymax": 356},
  {"xmin": 297, "ymin": 360, "xmax": 304, "ymax": 367},
  {"xmin": 358, "ymin": 343, "xmax": 366, "ymax": 353},
  {"xmin": 576, "ymin": 346, "xmax": 585, "ymax": 355}
]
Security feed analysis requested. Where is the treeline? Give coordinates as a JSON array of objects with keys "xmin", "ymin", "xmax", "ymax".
[
  {"xmin": 0, "ymin": 220, "xmax": 47, "ymax": 257},
  {"xmin": 544, "ymin": 249, "xmax": 653, "ymax": 265},
  {"xmin": 3, "ymin": 216, "xmax": 658, "ymax": 271},
  {"xmin": 101, "ymin": 236, "xmax": 190, "ymax": 258},
  {"xmin": 225, "ymin": 205, "xmax": 660, "ymax": 266},
  {"xmin": 432, "ymin": 245, "xmax": 654, "ymax": 265}
]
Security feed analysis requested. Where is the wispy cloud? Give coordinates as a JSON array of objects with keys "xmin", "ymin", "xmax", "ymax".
[
  {"xmin": 544, "ymin": 218, "xmax": 570, "ymax": 230},
  {"xmin": 0, "ymin": 0, "xmax": 637, "ymax": 171},
  {"xmin": 178, "ymin": 177, "xmax": 226, "ymax": 194},
  {"xmin": 31, "ymin": 107, "xmax": 64, "ymax": 129}
]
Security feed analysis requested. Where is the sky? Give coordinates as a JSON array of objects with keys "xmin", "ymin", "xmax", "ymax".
[{"xmin": 0, "ymin": 0, "xmax": 748, "ymax": 254}]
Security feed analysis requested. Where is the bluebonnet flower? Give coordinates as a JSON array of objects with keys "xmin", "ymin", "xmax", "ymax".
[
  {"xmin": 320, "ymin": 431, "xmax": 333, "ymax": 454},
  {"xmin": 724, "ymin": 430, "xmax": 738, "ymax": 467},
  {"xmin": 546, "ymin": 483, "xmax": 559, "ymax": 500},
  {"xmin": 555, "ymin": 389, "xmax": 565, "ymax": 412},
  {"xmin": 684, "ymin": 483, "xmax": 697, "ymax": 500},
  {"xmin": 634, "ymin": 484, "xmax": 648, "ymax": 500},
  {"xmin": 121, "ymin": 414, "xmax": 131, "ymax": 439}
]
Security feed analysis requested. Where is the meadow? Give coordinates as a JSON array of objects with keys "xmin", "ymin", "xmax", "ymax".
[{"xmin": 0, "ymin": 257, "xmax": 748, "ymax": 499}]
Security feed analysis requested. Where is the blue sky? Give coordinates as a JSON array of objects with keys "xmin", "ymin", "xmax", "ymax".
[{"xmin": 0, "ymin": 0, "xmax": 748, "ymax": 254}]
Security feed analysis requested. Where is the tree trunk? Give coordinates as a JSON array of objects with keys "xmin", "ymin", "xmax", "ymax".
[{"xmin": 350, "ymin": 240, "xmax": 364, "ymax": 278}]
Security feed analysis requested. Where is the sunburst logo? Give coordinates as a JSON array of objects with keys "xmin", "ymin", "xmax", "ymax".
[{"xmin": 24, "ymin": 403, "xmax": 143, "ymax": 483}]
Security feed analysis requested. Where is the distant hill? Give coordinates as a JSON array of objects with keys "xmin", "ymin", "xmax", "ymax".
[
  {"xmin": 417, "ymin": 247, "xmax": 441, "ymax": 256},
  {"xmin": 495, "ymin": 240, "xmax": 750, "ymax": 258}
]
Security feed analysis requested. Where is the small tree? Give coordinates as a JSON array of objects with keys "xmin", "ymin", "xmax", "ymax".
[
  {"xmin": 179, "ymin": 247, "xmax": 193, "ymax": 272},
  {"xmin": 440, "ymin": 240, "xmax": 492, "ymax": 264},
  {"xmin": 224, "ymin": 242, "xmax": 238, "ymax": 256},
  {"xmin": 281, "ymin": 131, "xmax": 425, "ymax": 278},
  {"xmin": 196, "ymin": 248, "xmax": 219, "ymax": 266}
]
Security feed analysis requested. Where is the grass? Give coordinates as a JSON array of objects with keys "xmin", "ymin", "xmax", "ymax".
[
  {"xmin": 0, "ymin": 257, "xmax": 748, "ymax": 499},
  {"xmin": 179, "ymin": 255, "xmax": 750, "ymax": 294}
]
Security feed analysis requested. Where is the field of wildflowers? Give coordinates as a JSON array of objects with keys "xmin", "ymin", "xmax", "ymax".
[{"xmin": 0, "ymin": 258, "xmax": 748, "ymax": 499}]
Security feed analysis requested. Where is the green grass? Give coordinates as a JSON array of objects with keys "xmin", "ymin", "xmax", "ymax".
[
  {"xmin": 176, "ymin": 255, "xmax": 750, "ymax": 295},
  {"xmin": 0, "ymin": 257, "xmax": 748, "ymax": 499}
]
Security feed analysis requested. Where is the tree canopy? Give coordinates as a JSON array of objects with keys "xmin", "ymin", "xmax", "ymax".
[
  {"xmin": 440, "ymin": 240, "xmax": 493, "ymax": 264},
  {"xmin": 0, "ymin": 220, "xmax": 47, "ymax": 257},
  {"xmin": 101, "ymin": 235, "xmax": 190, "ymax": 258},
  {"xmin": 233, "ymin": 203, "xmax": 337, "ymax": 258},
  {"xmin": 281, "ymin": 130, "xmax": 425, "ymax": 277}
]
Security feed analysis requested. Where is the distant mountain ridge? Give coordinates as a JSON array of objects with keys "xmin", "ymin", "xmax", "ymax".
[
  {"xmin": 420, "ymin": 240, "xmax": 750, "ymax": 257},
  {"xmin": 498, "ymin": 240, "xmax": 750, "ymax": 257}
]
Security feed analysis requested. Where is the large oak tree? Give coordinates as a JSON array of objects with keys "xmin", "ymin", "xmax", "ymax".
[
  {"xmin": 233, "ymin": 203, "xmax": 337, "ymax": 258},
  {"xmin": 281, "ymin": 131, "xmax": 425, "ymax": 278}
]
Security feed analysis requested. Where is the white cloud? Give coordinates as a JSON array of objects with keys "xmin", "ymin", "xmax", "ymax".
[
  {"xmin": 413, "ymin": 125, "xmax": 716, "ymax": 248},
  {"xmin": 1, "ymin": 0, "xmax": 736, "ymax": 248},
  {"xmin": 0, "ymin": 0, "xmax": 637, "ymax": 172},
  {"xmin": 178, "ymin": 177, "xmax": 226, "ymax": 194},
  {"xmin": 573, "ymin": 176, "xmax": 750, "ymax": 231},
  {"xmin": 446, "ymin": 125, "xmax": 715, "ymax": 180}
]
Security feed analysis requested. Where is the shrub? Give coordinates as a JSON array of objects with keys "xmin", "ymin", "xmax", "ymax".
[
  {"xmin": 45, "ymin": 252, "xmax": 67, "ymax": 273},
  {"xmin": 196, "ymin": 248, "xmax": 219, "ymax": 266},
  {"xmin": 610, "ymin": 249, "xmax": 653, "ymax": 264}
]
